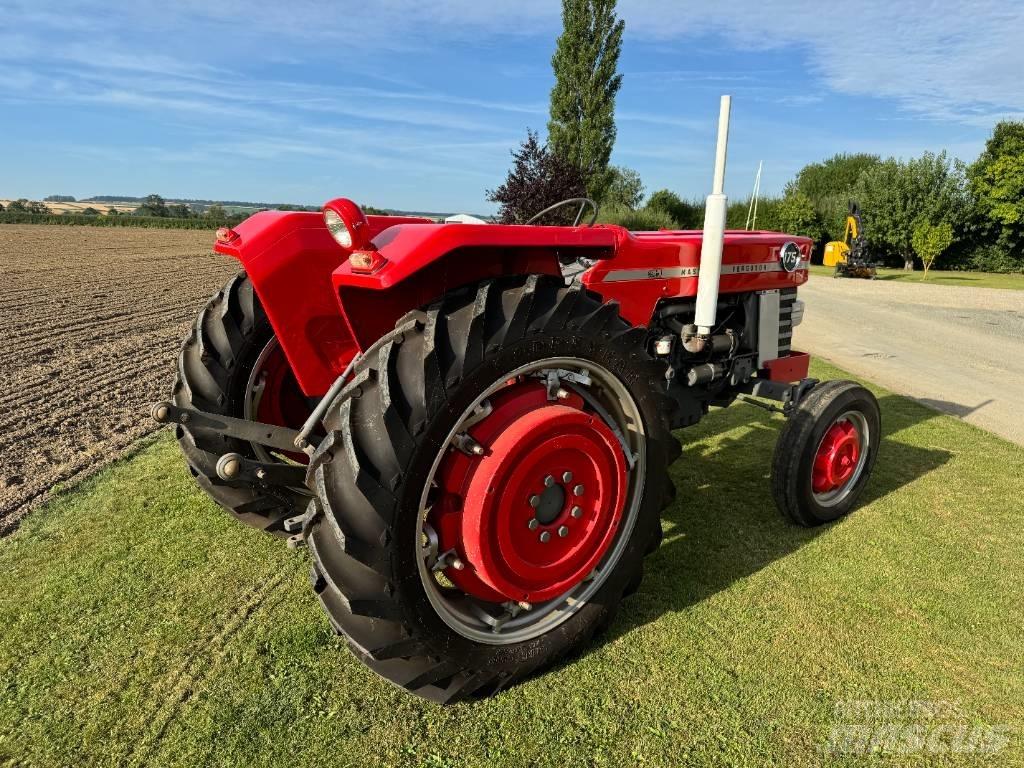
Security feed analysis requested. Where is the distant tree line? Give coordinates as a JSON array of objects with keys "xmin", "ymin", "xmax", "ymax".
[
  {"xmin": 726, "ymin": 124, "xmax": 1023, "ymax": 273},
  {"xmin": 0, "ymin": 193, "xmax": 391, "ymax": 229},
  {"xmin": 490, "ymin": 120, "xmax": 1024, "ymax": 274},
  {"xmin": 0, "ymin": 193, "xmax": 249, "ymax": 229},
  {"xmin": 487, "ymin": 0, "xmax": 1022, "ymax": 274}
]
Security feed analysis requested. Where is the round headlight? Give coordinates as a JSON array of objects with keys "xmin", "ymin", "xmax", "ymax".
[{"xmin": 324, "ymin": 208, "xmax": 353, "ymax": 249}]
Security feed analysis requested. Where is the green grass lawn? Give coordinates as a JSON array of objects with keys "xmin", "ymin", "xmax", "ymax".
[
  {"xmin": 809, "ymin": 263, "xmax": 1024, "ymax": 290},
  {"xmin": 2, "ymin": 360, "xmax": 1022, "ymax": 767}
]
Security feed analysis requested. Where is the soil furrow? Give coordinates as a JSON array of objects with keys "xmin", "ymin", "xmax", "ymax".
[{"xmin": 0, "ymin": 225, "xmax": 237, "ymax": 532}]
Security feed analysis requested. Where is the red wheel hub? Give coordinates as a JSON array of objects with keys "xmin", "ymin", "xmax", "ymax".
[
  {"xmin": 252, "ymin": 343, "xmax": 318, "ymax": 464},
  {"xmin": 812, "ymin": 418, "xmax": 861, "ymax": 494},
  {"xmin": 432, "ymin": 382, "xmax": 628, "ymax": 604}
]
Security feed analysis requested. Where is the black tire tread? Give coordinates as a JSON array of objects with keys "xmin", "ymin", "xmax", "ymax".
[
  {"xmin": 771, "ymin": 380, "xmax": 880, "ymax": 527},
  {"xmin": 173, "ymin": 271, "xmax": 307, "ymax": 533},
  {"xmin": 307, "ymin": 275, "xmax": 679, "ymax": 703}
]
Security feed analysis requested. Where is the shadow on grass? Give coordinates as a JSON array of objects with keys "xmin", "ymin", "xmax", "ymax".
[
  {"xmin": 598, "ymin": 393, "xmax": 953, "ymax": 643},
  {"xmin": 915, "ymin": 397, "xmax": 995, "ymax": 420}
]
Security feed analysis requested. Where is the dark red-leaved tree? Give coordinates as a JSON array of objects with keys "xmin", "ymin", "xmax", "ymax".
[{"xmin": 487, "ymin": 130, "xmax": 588, "ymax": 224}]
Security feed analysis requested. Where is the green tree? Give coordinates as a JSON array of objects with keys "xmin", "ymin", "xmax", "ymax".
[
  {"xmin": 911, "ymin": 220, "xmax": 953, "ymax": 279},
  {"xmin": 596, "ymin": 203, "xmax": 676, "ymax": 231},
  {"xmin": 205, "ymin": 203, "xmax": 227, "ymax": 219},
  {"xmin": 80, "ymin": 207, "xmax": 100, "ymax": 216},
  {"xmin": 601, "ymin": 166, "xmax": 644, "ymax": 209},
  {"xmin": 774, "ymin": 190, "xmax": 823, "ymax": 240},
  {"xmin": 548, "ymin": 0, "xmax": 624, "ymax": 200},
  {"xmin": 646, "ymin": 189, "xmax": 702, "ymax": 228},
  {"xmin": 167, "ymin": 203, "xmax": 192, "ymax": 218},
  {"xmin": 854, "ymin": 152, "xmax": 969, "ymax": 270},
  {"xmin": 968, "ymin": 121, "xmax": 1024, "ymax": 265},
  {"xmin": 106, "ymin": 207, "xmax": 120, "ymax": 216},
  {"xmin": 136, "ymin": 194, "xmax": 168, "ymax": 217},
  {"xmin": 7, "ymin": 199, "xmax": 27, "ymax": 212},
  {"xmin": 787, "ymin": 153, "xmax": 881, "ymax": 241}
]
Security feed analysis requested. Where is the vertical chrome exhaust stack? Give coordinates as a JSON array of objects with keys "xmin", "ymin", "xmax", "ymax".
[{"xmin": 694, "ymin": 95, "xmax": 732, "ymax": 337}]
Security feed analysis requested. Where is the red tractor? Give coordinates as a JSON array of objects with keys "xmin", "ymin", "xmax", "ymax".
[{"xmin": 154, "ymin": 98, "xmax": 879, "ymax": 702}]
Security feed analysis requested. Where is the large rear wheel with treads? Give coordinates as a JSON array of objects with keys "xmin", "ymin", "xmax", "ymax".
[
  {"xmin": 174, "ymin": 271, "xmax": 314, "ymax": 532},
  {"xmin": 305, "ymin": 275, "xmax": 680, "ymax": 702}
]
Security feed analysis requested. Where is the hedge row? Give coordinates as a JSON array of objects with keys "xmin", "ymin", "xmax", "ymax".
[{"xmin": 0, "ymin": 212, "xmax": 247, "ymax": 229}]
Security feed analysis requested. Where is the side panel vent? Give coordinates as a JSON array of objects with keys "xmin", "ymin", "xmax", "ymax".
[{"xmin": 778, "ymin": 287, "xmax": 798, "ymax": 356}]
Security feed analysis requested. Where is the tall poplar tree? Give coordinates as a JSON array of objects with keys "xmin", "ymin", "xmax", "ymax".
[{"xmin": 547, "ymin": 0, "xmax": 624, "ymax": 201}]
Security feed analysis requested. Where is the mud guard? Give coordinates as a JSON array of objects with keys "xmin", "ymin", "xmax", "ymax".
[{"xmin": 213, "ymin": 211, "xmax": 430, "ymax": 396}]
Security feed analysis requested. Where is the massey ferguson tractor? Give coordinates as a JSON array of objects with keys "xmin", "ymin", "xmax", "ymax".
[{"xmin": 154, "ymin": 97, "xmax": 880, "ymax": 703}]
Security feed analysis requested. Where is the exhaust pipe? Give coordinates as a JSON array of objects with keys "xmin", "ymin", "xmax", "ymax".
[{"xmin": 695, "ymin": 95, "xmax": 732, "ymax": 337}]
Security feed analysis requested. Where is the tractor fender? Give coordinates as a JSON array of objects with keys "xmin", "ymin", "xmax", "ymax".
[
  {"xmin": 212, "ymin": 211, "xmax": 431, "ymax": 397},
  {"xmin": 331, "ymin": 223, "xmax": 618, "ymax": 350}
]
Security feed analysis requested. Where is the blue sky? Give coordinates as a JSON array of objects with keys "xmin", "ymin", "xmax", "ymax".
[{"xmin": 1, "ymin": 1, "xmax": 1021, "ymax": 212}]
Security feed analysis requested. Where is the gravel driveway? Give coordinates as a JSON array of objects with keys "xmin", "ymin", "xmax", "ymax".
[{"xmin": 797, "ymin": 274, "xmax": 1024, "ymax": 446}]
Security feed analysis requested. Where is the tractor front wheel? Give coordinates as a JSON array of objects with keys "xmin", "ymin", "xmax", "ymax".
[
  {"xmin": 305, "ymin": 275, "xmax": 679, "ymax": 702},
  {"xmin": 771, "ymin": 380, "xmax": 880, "ymax": 526}
]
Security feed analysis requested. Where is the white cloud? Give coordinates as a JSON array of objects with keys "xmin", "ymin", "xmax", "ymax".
[{"xmin": 4, "ymin": 0, "xmax": 1019, "ymax": 125}]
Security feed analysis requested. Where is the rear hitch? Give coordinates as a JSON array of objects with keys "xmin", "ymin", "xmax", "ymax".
[
  {"xmin": 215, "ymin": 452, "xmax": 307, "ymax": 488},
  {"xmin": 151, "ymin": 401, "xmax": 306, "ymax": 454},
  {"xmin": 282, "ymin": 501, "xmax": 322, "ymax": 550}
]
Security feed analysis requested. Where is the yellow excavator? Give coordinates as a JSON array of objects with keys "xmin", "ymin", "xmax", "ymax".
[{"xmin": 823, "ymin": 202, "xmax": 876, "ymax": 279}]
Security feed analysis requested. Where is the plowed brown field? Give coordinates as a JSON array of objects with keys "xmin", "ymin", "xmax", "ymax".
[{"xmin": 0, "ymin": 225, "xmax": 238, "ymax": 533}]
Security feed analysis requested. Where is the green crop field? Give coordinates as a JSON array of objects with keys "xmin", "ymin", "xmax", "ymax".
[
  {"xmin": 809, "ymin": 263, "xmax": 1024, "ymax": 291},
  {"xmin": 2, "ymin": 360, "xmax": 1021, "ymax": 767}
]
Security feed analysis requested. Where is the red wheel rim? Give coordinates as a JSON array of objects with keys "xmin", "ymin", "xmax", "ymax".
[
  {"xmin": 431, "ymin": 382, "xmax": 628, "ymax": 603},
  {"xmin": 418, "ymin": 357, "xmax": 646, "ymax": 645},
  {"xmin": 246, "ymin": 340, "xmax": 317, "ymax": 464},
  {"xmin": 812, "ymin": 417, "xmax": 862, "ymax": 494}
]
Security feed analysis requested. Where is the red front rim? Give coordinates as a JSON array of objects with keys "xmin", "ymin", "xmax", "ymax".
[{"xmin": 812, "ymin": 417, "xmax": 862, "ymax": 494}]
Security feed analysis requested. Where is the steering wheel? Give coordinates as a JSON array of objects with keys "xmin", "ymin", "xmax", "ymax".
[{"xmin": 525, "ymin": 198, "xmax": 599, "ymax": 226}]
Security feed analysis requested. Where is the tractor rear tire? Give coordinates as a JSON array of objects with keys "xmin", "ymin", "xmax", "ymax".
[
  {"xmin": 305, "ymin": 275, "xmax": 680, "ymax": 703},
  {"xmin": 174, "ymin": 271, "xmax": 309, "ymax": 533},
  {"xmin": 771, "ymin": 380, "xmax": 880, "ymax": 526}
]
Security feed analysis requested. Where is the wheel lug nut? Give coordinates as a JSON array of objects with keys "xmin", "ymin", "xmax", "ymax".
[
  {"xmin": 539, "ymin": 531, "xmax": 551, "ymax": 543},
  {"xmin": 544, "ymin": 475, "xmax": 555, "ymax": 487},
  {"xmin": 571, "ymin": 506, "xmax": 582, "ymax": 518},
  {"xmin": 528, "ymin": 518, "xmax": 539, "ymax": 530},
  {"xmin": 449, "ymin": 557, "xmax": 465, "ymax": 570},
  {"xmin": 529, "ymin": 495, "xmax": 540, "ymax": 508},
  {"xmin": 573, "ymin": 484, "xmax": 585, "ymax": 496},
  {"xmin": 562, "ymin": 471, "xmax": 573, "ymax": 483},
  {"xmin": 517, "ymin": 601, "xmax": 532, "ymax": 611},
  {"xmin": 556, "ymin": 388, "xmax": 570, "ymax": 400},
  {"xmin": 558, "ymin": 526, "xmax": 569, "ymax": 538}
]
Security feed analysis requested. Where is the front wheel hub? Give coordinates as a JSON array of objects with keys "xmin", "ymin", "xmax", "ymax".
[
  {"xmin": 812, "ymin": 418, "xmax": 861, "ymax": 493},
  {"xmin": 434, "ymin": 382, "xmax": 628, "ymax": 603}
]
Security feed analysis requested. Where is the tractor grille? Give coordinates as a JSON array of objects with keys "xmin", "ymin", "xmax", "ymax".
[{"xmin": 778, "ymin": 287, "xmax": 798, "ymax": 356}]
